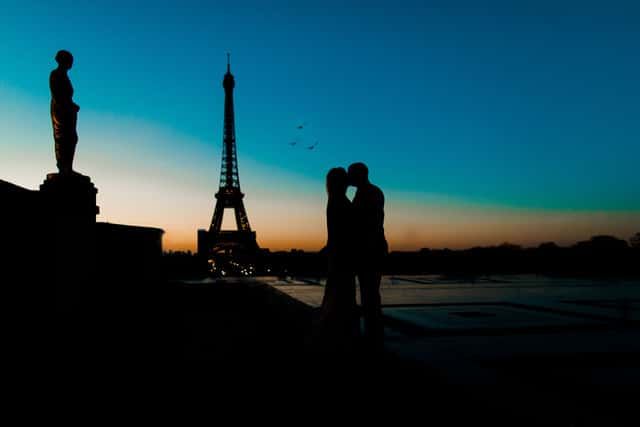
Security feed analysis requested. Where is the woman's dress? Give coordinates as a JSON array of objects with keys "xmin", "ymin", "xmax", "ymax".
[{"xmin": 319, "ymin": 194, "xmax": 358, "ymax": 348}]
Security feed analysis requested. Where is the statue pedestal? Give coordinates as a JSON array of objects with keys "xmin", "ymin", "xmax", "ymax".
[
  {"xmin": 40, "ymin": 172, "xmax": 99, "ymax": 218},
  {"xmin": 40, "ymin": 172, "xmax": 99, "ymax": 311}
]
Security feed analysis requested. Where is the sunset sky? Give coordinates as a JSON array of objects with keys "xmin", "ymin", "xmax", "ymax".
[{"xmin": 2, "ymin": 1, "xmax": 639, "ymax": 251}]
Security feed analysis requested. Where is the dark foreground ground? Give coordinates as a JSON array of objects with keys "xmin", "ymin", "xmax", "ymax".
[{"xmin": 6, "ymin": 276, "xmax": 638, "ymax": 425}]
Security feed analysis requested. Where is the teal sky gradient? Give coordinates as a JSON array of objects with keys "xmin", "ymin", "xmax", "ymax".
[{"xmin": 1, "ymin": 1, "xmax": 639, "ymax": 250}]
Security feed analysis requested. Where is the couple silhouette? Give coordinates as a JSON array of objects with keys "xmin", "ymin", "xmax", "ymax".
[{"xmin": 319, "ymin": 162, "xmax": 388, "ymax": 353}]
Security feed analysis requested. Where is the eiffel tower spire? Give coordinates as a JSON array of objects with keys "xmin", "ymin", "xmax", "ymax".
[{"xmin": 218, "ymin": 52, "xmax": 241, "ymax": 192}]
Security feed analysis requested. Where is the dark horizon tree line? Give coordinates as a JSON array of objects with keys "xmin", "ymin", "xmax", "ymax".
[{"xmin": 161, "ymin": 233, "xmax": 640, "ymax": 278}]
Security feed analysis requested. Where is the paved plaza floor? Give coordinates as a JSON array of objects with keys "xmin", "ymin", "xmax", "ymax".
[{"xmin": 255, "ymin": 274, "xmax": 639, "ymax": 424}]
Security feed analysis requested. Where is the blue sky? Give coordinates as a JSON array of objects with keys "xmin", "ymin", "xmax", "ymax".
[{"xmin": 1, "ymin": 1, "xmax": 639, "ymax": 249}]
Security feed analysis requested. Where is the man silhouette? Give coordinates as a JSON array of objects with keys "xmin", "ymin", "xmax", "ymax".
[{"xmin": 348, "ymin": 162, "xmax": 388, "ymax": 350}]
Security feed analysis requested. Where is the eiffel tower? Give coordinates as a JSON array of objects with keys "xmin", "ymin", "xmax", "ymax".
[{"xmin": 198, "ymin": 54, "xmax": 258, "ymax": 257}]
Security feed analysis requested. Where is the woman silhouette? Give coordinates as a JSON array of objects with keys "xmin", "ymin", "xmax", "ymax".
[{"xmin": 318, "ymin": 167, "xmax": 358, "ymax": 351}]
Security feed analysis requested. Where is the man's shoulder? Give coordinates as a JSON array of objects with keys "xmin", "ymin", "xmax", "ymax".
[
  {"xmin": 368, "ymin": 184, "xmax": 384, "ymax": 203},
  {"xmin": 353, "ymin": 184, "xmax": 384, "ymax": 206}
]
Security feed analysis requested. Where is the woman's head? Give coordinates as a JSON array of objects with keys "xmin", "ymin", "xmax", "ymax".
[
  {"xmin": 326, "ymin": 167, "xmax": 348, "ymax": 196},
  {"xmin": 55, "ymin": 50, "xmax": 73, "ymax": 70}
]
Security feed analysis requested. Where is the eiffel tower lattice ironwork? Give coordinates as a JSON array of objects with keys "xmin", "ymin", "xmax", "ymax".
[{"xmin": 198, "ymin": 54, "xmax": 258, "ymax": 256}]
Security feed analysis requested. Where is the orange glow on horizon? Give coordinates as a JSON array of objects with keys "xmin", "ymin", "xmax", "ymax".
[{"xmin": 160, "ymin": 207, "xmax": 640, "ymax": 253}]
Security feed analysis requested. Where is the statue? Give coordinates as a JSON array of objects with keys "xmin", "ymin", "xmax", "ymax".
[{"xmin": 50, "ymin": 50, "xmax": 80, "ymax": 175}]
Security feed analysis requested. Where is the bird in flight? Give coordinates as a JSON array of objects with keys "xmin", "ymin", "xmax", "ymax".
[
  {"xmin": 307, "ymin": 141, "xmax": 319, "ymax": 150},
  {"xmin": 296, "ymin": 122, "xmax": 308, "ymax": 130},
  {"xmin": 289, "ymin": 141, "xmax": 298, "ymax": 146}
]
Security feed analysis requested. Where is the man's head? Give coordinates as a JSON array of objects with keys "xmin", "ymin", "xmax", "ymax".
[
  {"xmin": 55, "ymin": 50, "xmax": 73, "ymax": 70},
  {"xmin": 347, "ymin": 162, "xmax": 369, "ymax": 188}
]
